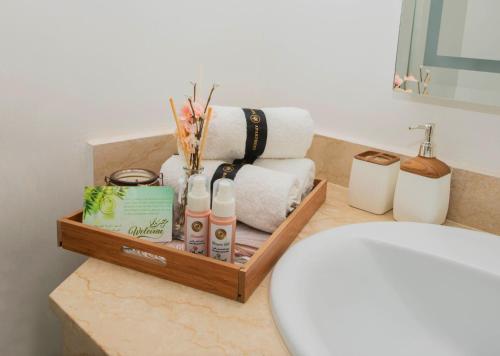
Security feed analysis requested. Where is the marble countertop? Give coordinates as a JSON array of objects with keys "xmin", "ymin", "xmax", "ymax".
[{"xmin": 50, "ymin": 183, "xmax": 466, "ymax": 355}]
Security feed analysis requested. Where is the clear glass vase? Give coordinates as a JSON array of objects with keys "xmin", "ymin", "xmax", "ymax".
[{"xmin": 173, "ymin": 166, "xmax": 204, "ymax": 239}]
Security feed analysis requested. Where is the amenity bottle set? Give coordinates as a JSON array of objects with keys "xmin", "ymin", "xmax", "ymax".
[{"xmin": 185, "ymin": 175, "xmax": 236, "ymax": 262}]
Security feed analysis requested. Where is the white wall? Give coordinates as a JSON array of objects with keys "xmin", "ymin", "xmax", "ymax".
[{"xmin": 1, "ymin": 0, "xmax": 499, "ymax": 355}]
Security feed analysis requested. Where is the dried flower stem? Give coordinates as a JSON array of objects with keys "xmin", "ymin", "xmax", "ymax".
[
  {"xmin": 190, "ymin": 81, "xmax": 197, "ymax": 102},
  {"xmin": 203, "ymin": 84, "xmax": 217, "ymax": 114},
  {"xmin": 168, "ymin": 97, "xmax": 189, "ymax": 163},
  {"xmin": 199, "ymin": 107, "xmax": 212, "ymax": 163},
  {"xmin": 188, "ymin": 97, "xmax": 196, "ymax": 120}
]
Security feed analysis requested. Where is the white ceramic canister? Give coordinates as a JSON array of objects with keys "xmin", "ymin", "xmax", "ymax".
[{"xmin": 348, "ymin": 151, "xmax": 400, "ymax": 214}]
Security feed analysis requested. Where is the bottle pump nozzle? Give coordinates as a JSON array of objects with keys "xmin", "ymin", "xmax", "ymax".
[
  {"xmin": 187, "ymin": 174, "xmax": 210, "ymax": 212},
  {"xmin": 212, "ymin": 178, "xmax": 235, "ymax": 218},
  {"xmin": 409, "ymin": 123, "xmax": 435, "ymax": 158}
]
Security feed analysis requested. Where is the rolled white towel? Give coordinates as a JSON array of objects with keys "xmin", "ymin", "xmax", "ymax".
[
  {"xmin": 202, "ymin": 106, "xmax": 314, "ymax": 161},
  {"xmin": 161, "ymin": 155, "xmax": 301, "ymax": 233},
  {"xmin": 253, "ymin": 158, "xmax": 315, "ymax": 199}
]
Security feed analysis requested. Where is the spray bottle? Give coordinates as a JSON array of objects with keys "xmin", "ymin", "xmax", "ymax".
[
  {"xmin": 184, "ymin": 174, "xmax": 210, "ymax": 255},
  {"xmin": 209, "ymin": 178, "xmax": 236, "ymax": 263}
]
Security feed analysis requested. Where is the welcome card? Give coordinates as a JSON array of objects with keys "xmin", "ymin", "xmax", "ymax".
[{"xmin": 83, "ymin": 186, "xmax": 173, "ymax": 243}]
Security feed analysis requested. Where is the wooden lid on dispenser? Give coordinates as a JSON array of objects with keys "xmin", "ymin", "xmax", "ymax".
[
  {"xmin": 354, "ymin": 151, "xmax": 400, "ymax": 166},
  {"xmin": 401, "ymin": 157, "xmax": 451, "ymax": 179}
]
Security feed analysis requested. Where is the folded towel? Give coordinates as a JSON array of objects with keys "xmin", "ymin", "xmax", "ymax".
[
  {"xmin": 253, "ymin": 158, "xmax": 315, "ymax": 199},
  {"xmin": 202, "ymin": 106, "xmax": 314, "ymax": 161},
  {"xmin": 161, "ymin": 155, "xmax": 301, "ymax": 233}
]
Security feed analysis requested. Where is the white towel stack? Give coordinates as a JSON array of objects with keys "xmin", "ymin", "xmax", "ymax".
[{"xmin": 165, "ymin": 106, "xmax": 316, "ymax": 233}]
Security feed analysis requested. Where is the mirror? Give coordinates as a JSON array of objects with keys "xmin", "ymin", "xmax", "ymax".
[{"xmin": 394, "ymin": 0, "xmax": 500, "ymax": 107}]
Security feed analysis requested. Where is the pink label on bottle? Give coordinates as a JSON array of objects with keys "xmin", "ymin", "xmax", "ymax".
[
  {"xmin": 209, "ymin": 223, "xmax": 233, "ymax": 262},
  {"xmin": 185, "ymin": 215, "xmax": 208, "ymax": 255}
]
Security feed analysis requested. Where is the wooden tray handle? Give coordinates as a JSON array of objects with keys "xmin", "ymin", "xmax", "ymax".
[{"xmin": 121, "ymin": 245, "xmax": 168, "ymax": 266}]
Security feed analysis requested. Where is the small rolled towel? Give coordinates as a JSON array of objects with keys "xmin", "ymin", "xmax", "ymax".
[
  {"xmin": 202, "ymin": 106, "xmax": 314, "ymax": 161},
  {"xmin": 253, "ymin": 158, "xmax": 315, "ymax": 199},
  {"xmin": 161, "ymin": 155, "xmax": 301, "ymax": 233}
]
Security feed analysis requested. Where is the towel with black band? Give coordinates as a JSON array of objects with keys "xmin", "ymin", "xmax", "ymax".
[
  {"xmin": 200, "ymin": 106, "xmax": 314, "ymax": 161},
  {"xmin": 232, "ymin": 108, "xmax": 267, "ymax": 164},
  {"xmin": 161, "ymin": 155, "xmax": 301, "ymax": 233}
]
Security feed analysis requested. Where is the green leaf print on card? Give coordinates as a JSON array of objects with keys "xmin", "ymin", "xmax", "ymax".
[{"xmin": 83, "ymin": 186, "xmax": 128, "ymax": 220}]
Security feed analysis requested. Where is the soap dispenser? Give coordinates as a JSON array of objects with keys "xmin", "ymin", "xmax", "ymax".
[{"xmin": 393, "ymin": 123, "xmax": 451, "ymax": 224}]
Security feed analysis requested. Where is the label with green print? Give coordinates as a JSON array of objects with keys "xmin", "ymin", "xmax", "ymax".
[{"xmin": 83, "ymin": 186, "xmax": 173, "ymax": 242}]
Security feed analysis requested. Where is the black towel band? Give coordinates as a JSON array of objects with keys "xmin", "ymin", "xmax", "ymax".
[{"xmin": 234, "ymin": 108, "xmax": 268, "ymax": 165}]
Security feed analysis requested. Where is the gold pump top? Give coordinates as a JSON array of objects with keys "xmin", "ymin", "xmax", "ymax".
[{"xmin": 409, "ymin": 123, "xmax": 435, "ymax": 158}]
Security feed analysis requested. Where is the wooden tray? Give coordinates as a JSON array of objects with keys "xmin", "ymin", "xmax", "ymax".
[{"xmin": 57, "ymin": 179, "xmax": 327, "ymax": 302}]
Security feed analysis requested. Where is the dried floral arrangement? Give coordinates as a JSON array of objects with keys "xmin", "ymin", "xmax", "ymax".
[
  {"xmin": 168, "ymin": 83, "xmax": 217, "ymax": 234},
  {"xmin": 169, "ymin": 83, "xmax": 217, "ymax": 171}
]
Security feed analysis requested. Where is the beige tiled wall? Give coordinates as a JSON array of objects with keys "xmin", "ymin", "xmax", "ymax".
[{"xmin": 91, "ymin": 133, "xmax": 500, "ymax": 235}]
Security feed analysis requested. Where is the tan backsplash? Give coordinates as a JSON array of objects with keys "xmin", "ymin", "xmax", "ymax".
[{"xmin": 91, "ymin": 133, "xmax": 499, "ymax": 235}]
